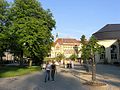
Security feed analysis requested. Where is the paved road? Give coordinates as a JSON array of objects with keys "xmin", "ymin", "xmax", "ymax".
[
  {"xmin": 0, "ymin": 67, "xmax": 86, "ymax": 90},
  {"xmin": 96, "ymin": 64, "xmax": 120, "ymax": 89},
  {"xmin": 73, "ymin": 63, "xmax": 120, "ymax": 89},
  {"xmin": 96, "ymin": 64, "xmax": 120, "ymax": 78}
]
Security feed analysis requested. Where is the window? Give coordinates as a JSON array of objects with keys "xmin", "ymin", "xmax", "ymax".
[
  {"xmin": 111, "ymin": 45, "xmax": 117, "ymax": 59},
  {"xmin": 100, "ymin": 46, "xmax": 105, "ymax": 59}
]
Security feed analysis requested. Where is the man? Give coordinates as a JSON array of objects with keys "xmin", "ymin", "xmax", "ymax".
[{"xmin": 51, "ymin": 61, "xmax": 56, "ymax": 81}]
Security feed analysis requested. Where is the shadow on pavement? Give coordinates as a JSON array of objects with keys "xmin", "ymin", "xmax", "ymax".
[{"xmin": 98, "ymin": 78, "xmax": 120, "ymax": 88}]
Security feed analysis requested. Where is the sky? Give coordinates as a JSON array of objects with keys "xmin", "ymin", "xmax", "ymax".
[{"xmin": 7, "ymin": 0, "xmax": 120, "ymax": 40}]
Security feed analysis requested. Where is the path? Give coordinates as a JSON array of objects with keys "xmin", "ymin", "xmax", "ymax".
[{"xmin": 0, "ymin": 67, "xmax": 86, "ymax": 90}]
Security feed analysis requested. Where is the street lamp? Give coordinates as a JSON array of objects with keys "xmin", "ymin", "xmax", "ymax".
[{"xmin": 73, "ymin": 45, "xmax": 78, "ymax": 58}]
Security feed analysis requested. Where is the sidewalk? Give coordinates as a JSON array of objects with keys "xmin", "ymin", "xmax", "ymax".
[{"xmin": 60, "ymin": 64, "xmax": 120, "ymax": 90}]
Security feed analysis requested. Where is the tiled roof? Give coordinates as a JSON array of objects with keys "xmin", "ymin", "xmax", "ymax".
[
  {"xmin": 54, "ymin": 38, "xmax": 80, "ymax": 45},
  {"xmin": 93, "ymin": 24, "xmax": 120, "ymax": 40}
]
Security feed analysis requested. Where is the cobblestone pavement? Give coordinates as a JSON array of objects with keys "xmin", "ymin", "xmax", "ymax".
[{"xmin": 0, "ymin": 67, "xmax": 87, "ymax": 90}]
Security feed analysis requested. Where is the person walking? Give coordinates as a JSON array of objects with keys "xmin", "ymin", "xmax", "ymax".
[
  {"xmin": 51, "ymin": 61, "xmax": 56, "ymax": 81},
  {"xmin": 64, "ymin": 60, "xmax": 67, "ymax": 68},
  {"xmin": 44, "ymin": 62, "xmax": 51, "ymax": 82},
  {"xmin": 71, "ymin": 60, "xmax": 74, "ymax": 69}
]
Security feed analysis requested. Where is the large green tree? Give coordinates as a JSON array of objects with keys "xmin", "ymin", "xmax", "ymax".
[
  {"xmin": 0, "ymin": 0, "xmax": 9, "ymax": 61},
  {"xmin": 9, "ymin": 0, "xmax": 56, "ymax": 66}
]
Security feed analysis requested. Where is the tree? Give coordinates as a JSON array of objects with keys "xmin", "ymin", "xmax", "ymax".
[
  {"xmin": 0, "ymin": 0, "xmax": 9, "ymax": 32},
  {"xmin": 80, "ymin": 35, "xmax": 87, "ymax": 45},
  {"xmin": 56, "ymin": 53, "xmax": 65, "ymax": 61},
  {"xmin": 80, "ymin": 35, "xmax": 89, "ymax": 63},
  {"xmin": 8, "ymin": 0, "xmax": 56, "ymax": 66},
  {"xmin": 87, "ymin": 35, "xmax": 101, "ymax": 81},
  {"xmin": 69, "ymin": 54, "xmax": 77, "ymax": 61},
  {"xmin": 80, "ymin": 35, "xmax": 91, "ymax": 72},
  {"xmin": 0, "ymin": 0, "xmax": 9, "ymax": 62},
  {"xmin": 81, "ymin": 35, "xmax": 102, "ymax": 81}
]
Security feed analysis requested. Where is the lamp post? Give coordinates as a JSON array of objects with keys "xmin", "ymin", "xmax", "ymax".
[{"xmin": 73, "ymin": 45, "xmax": 78, "ymax": 58}]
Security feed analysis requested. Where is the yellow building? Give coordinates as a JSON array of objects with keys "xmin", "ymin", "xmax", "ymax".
[{"xmin": 51, "ymin": 38, "xmax": 81, "ymax": 58}]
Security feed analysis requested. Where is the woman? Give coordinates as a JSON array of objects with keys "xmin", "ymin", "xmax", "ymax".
[{"xmin": 44, "ymin": 62, "xmax": 51, "ymax": 82}]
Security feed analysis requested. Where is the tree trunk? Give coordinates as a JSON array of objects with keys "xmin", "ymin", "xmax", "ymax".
[
  {"xmin": 92, "ymin": 55, "xmax": 96, "ymax": 81},
  {"xmin": 0, "ymin": 56, "xmax": 2, "ymax": 65},
  {"xmin": 0, "ymin": 56, "xmax": 2, "ymax": 61},
  {"xmin": 20, "ymin": 50, "xmax": 23, "ymax": 66},
  {"xmin": 28, "ymin": 58, "xmax": 32, "ymax": 67}
]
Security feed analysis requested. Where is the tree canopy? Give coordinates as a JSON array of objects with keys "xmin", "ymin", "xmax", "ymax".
[
  {"xmin": 0, "ymin": 0, "xmax": 9, "ymax": 61},
  {"xmin": 80, "ymin": 35, "xmax": 89, "ymax": 62},
  {"xmin": 0, "ymin": 0, "xmax": 56, "ymax": 64}
]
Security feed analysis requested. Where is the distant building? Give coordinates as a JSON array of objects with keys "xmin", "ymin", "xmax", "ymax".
[
  {"xmin": 93, "ymin": 24, "xmax": 120, "ymax": 64},
  {"xmin": 50, "ymin": 38, "xmax": 81, "ymax": 58},
  {"xmin": 2, "ymin": 52, "xmax": 14, "ymax": 61}
]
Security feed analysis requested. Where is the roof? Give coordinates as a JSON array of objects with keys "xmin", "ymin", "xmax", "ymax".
[
  {"xmin": 93, "ymin": 24, "xmax": 120, "ymax": 40},
  {"xmin": 54, "ymin": 38, "xmax": 80, "ymax": 45}
]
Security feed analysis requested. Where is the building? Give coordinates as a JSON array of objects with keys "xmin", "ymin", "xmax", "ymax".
[
  {"xmin": 50, "ymin": 38, "xmax": 81, "ymax": 58},
  {"xmin": 93, "ymin": 24, "xmax": 120, "ymax": 64},
  {"xmin": 2, "ymin": 52, "xmax": 14, "ymax": 61}
]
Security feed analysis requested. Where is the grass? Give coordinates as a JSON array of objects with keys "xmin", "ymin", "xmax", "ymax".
[{"xmin": 0, "ymin": 66, "xmax": 41, "ymax": 78}]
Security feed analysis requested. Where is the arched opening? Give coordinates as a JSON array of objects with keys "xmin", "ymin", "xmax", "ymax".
[
  {"xmin": 111, "ymin": 45, "xmax": 117, "ymax": 60},
  {"xmin": 100, "ymin": 46, "xmax": 105, "ymax": 60}
]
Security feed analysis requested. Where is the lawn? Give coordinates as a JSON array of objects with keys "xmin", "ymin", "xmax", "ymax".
[{"xmin": 0, "ymin": 66, "xmax": 41, "ymax": 78}]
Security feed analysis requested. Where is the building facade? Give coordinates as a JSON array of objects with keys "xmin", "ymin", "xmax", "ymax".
[
  {"xmin": 93, "ymin": 24, "xmax": 120, "ymax": 64},
  {"xmin": 50, "ymin": 38, "xmax": 81, "ymax": 58}
]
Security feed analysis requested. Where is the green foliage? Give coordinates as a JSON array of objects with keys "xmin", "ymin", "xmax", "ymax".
[
  {"xmin": 0, "ymin": 0, "xmax": 9, "ymax": 32},
  {"xmin": 55, "ymin": 53, "xmax": 65, "ymax": 61},
  {"xmin": 69, "ymin": 54, "xmax": 77, "ymax": 60},
  {"xmin": 44, "ymin": 57, "xmax": 55, "ymax": 62},
  {"xmin": 0, "ymin": 0, "xmax": 56, "ymax": 66},
  {"xmin": 10, "ymin": 0, "xmax": 55, "ymax": 57},
  {"xmin": 80, "ymin": 35, "xmax": 89, "ymax": 61},
  {"xmin": 80, "ymin": 35, "xmax": 101, "ymax": 62},
  {"xmin": 0, "ymin": 0, "xmax": 10, "ymax": 60},
  {"xmin": 80, "ymin": 35, "xmax": 87, "ymax": 45},
  {"xmin": 0, "ymin": 0, "xmax": 56, "ymax": 63},
  {"xmin": 81, "ymin": 45, "xmax": 91, "ymax": 62},
  {"xmin": 87, "ymin": 36, "xmax": 101, "ymax": 57}
]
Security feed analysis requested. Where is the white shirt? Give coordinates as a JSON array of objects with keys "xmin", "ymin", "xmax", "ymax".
[{"xmin": 46, "ymin": 64, "xmax": 51, "ymax": 70}]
